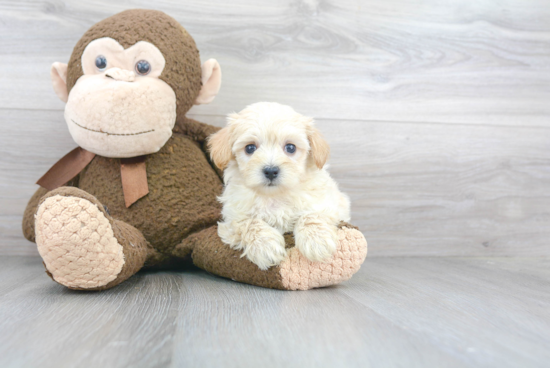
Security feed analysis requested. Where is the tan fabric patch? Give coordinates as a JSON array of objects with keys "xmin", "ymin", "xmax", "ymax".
[
  {"xmin": 279, "ymin": 227, "xmax": 368, "ymax": 290},
  {"xmin": 120, "ymin": 156, "xmax": 149, "ymax": 207},
  {"xmin": 35, "ymin": 195, "xmax": 125, "ymax": 289},
  {"xmin": 36, "ymin": 147, "xmax": 95, "ymax": 191}
]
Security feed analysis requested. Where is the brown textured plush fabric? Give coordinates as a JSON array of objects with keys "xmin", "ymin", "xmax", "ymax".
[
  {"xmin": 175, "ymin": 116, "xmax": 225, "ymax": 179},
  {"xmin": 191, "ymin": 226, "xmax": 287, "ymax": 290},
  {"xmin": 191, "ymin": 222, "xmax": 361, "ymax": 290},
  {"xmin": 66, "ymin": 9, "xmax": 202, "ymax": 120},
  {"xmin": 22, "ymin": 186, "xmax": 48, "ymax": 242},
  {"xmin": 77, "ymin": 133, "xmax": 223, "ymax": 254}
]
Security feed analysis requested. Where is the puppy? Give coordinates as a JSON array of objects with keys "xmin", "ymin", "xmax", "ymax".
[{"xmin": 208, "ymin": 102, "xmax": 350, "ymax": 270}]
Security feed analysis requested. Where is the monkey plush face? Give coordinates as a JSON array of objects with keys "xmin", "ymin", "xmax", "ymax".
[
  {"xmin": 63, "ymin": 37, "xmax": 176, "ymax": 157},
  {"xmin": 50, "ymin": 10, "xmax": 221, "ymax": 158}
]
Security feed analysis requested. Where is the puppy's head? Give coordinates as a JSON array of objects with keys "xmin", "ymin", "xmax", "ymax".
[{"xmin": 208, "ymin": 102, "xmax": 329, "ymax": 194}]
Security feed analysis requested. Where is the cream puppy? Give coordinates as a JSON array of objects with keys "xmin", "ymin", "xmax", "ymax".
[{"xmin": 208, "ymin": 102, "xmax": 350, "ymax": 270}]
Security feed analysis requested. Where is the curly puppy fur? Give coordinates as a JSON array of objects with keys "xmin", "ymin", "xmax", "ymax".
[{"xmin": 208, "ymin": 102, "xmax": 351, "ymax": 270}]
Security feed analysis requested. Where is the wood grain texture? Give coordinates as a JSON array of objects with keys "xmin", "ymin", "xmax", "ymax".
[
  {"xmin": 0, "ymin": 0, "xmax": 550, "ymax": 125},
  {"xmin": 3, "ymin": 110, "xmax": 549, "ymax": 256},
  {"xmin": 0, "ymin": 256, "xmax": 549, "ymax": 368}
]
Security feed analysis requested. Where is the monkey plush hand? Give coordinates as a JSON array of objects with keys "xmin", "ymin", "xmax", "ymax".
[{"xmin": 22, "ymin": 9, "xmax": 367, "ymax": 291}]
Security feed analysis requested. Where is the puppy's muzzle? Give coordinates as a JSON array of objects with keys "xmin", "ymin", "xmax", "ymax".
[{"xmin": 263, "ymin": 166, "xmax": 279, "ymax": 183}]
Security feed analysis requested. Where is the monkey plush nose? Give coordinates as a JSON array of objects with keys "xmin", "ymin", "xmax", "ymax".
[
  {"xmin": 263, "ymin": 166, "xmax": 279, "ymax": 181},
  {"xmin": 105, "ymin": 68, "xmax": 136, "ymax": 82}
]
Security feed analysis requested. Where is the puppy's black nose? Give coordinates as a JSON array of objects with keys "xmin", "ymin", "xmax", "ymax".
[{"xmin": 263, "ymin": 166, "xmax": 279, "ymax": 181}]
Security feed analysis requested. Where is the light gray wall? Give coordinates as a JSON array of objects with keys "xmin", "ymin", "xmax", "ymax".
[{"xmin": 1, "ymin": 0, "xmax": 549, "ymax": 256}]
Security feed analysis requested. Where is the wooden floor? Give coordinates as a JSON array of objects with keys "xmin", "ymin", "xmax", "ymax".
[{"xmin": 0, "ymin": 256, "xmax": 549, "ymax": 368}]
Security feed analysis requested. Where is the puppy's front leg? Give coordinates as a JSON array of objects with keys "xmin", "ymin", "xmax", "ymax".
[
  {"xmin": 218, "ymin": 218, "xmax": 287, "ymax": 270},
  {"xmin": 294, "ymin": 213, "xmax": 338, "ymax": 262}
]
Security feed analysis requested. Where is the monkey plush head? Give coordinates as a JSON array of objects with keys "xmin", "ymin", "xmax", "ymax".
[{"xmin": 50, "ymin": 9, "xmax": 221, "ymax": 158}]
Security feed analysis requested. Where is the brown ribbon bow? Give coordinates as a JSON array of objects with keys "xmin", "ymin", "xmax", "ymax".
[{"xmin": 36, "ymin": 147, "xmax": 149, "ymax": 208}]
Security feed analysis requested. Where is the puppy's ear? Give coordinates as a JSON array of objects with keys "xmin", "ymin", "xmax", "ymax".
[
  {"xmin": 208, "ymin": 126, "xmax": 232, "ymax": 170},
  {"xmin": 308, "ymin": 125, "xmax": 330, "ymax": 169}
]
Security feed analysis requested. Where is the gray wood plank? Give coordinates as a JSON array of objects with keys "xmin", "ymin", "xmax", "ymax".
[
  {"xmin": 0, "ymin": 0, "xmax": 549, "ymax": 126},
  {"xmin": 170, "ymin": 268, "xmax": 466, "ymax": 368},
  {"xmin": 0, "ymin": 256, "xmax": 549, "ymax": 368},
  {"xmin": 0, "ymin": 256, "xmax": 44, "ymax": 297},
  {"xmin": 341, "ymin": 257, "xmax": 550, "ymax": 367},
  {"xmin": 2, "ymin": 109, "xmax": 549, "ymax": 256},
  {"xmin": 0, "ymin": 258, "xmax": 181, "ymax": 368}
]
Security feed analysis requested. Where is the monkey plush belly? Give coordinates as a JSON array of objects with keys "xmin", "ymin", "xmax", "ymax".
[{"xmin": 78, "ymin": 133, "xmax": 223, "ymax": 253}]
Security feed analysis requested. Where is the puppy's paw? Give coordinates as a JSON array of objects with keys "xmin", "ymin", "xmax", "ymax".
[
  {"xmin": 239, "ymin": 221, "xmax": 287, "ymax": 270},
  {"xmin": 243, "ymin": 237, "xmax": 287, "ymax": 271},
  {"xmin": 295, "ymin": 217, "xmax": 338, "ymax": 263},
  {"xmin": 217, "ymin": 221, "xmax": 242, "ymax": 247}
]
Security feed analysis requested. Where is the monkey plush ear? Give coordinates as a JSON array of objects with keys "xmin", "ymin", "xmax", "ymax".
[
  {"xmin": 207, "ymin": 126, "xmax": 232, "ymax": 170},
  {"xmin": 195, "ymin": 59, "xmax": 222, "ymax": 105},
  {"xmin": 51, "ymin": 62, "xmax": 69, "ymax": 103},
  {"xmin": 308, "ymin": 125, "xmax": 330, "ymax": 169}
]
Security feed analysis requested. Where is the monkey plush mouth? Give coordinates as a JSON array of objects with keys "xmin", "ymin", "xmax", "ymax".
[{"xmin": 71, "ymin": 119, "xmax": 155, "ymax": 136}]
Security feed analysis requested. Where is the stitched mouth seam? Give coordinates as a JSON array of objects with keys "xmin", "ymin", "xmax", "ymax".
[{"xmin": 72, "ymin": 120, "xmax": 155, "ymax": 136}]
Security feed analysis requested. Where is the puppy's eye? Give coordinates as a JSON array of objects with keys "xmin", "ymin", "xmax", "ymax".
[
  {"xmin": 245, "ymin": 144, "xmax": 257, "ymax": 154},
  {"xmin": 285, "ymin": 144, "xmax": 296, "ymax": 154},
  {"xmin": 95, "ymin": 55, "xmax": 107, "ymax": 71}
]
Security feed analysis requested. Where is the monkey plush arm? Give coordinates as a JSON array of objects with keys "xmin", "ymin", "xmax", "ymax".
[
  {"xmin": 176, "ymin": 117, "xmax": 224, "ymax": 179},
  {"xmin": 22, "ymin": 177, "xmax": 80, "ymax": 242},
  {"xmin": 177, "ymin": 117, "xmax": 221, "ymax": 142}
]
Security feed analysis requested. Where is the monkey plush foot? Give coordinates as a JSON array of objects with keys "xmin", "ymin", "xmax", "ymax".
[
  {"xmin": 191, "ymin": 223, "xmax": 367, "ymax": 290},
  {"xmin": 278, "ymin": 225, "xmax": 367, "ymax": 290},
  {"xmin": 35, "ymin": 187, "xmax": 149, "ymax": 290}
]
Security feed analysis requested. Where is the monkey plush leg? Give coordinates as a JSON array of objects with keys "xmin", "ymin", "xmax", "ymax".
[
  {"xmin": 183, "ymin": 223, "xmax": 367, "ymax": 290},
  {"xmin": 22, "ymin": 186, "xmax": 49, "ymax": 242},
  {"xmin": 34, "ymin": 187, "xmax": 153, "ymax": 290}
]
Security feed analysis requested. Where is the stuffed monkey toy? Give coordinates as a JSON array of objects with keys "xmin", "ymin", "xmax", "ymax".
[{"xmin": 22, "ymin": 9, "xmax": 367, "ymax": 291}]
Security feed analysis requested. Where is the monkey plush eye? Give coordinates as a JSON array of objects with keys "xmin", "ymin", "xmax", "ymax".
[
  {"xmin": 95, "ymin": 55, "xmax": 107, "ymax": 70},
  {"xmin": 245, "ymin": 144, "xmax": 257, "ymax": 154},
  {"xmin": 285, "ymin": 144, "xmax": 296, "ymax": 154},
  {"xmin": 135, "ymin": 60, "xmax": 151, "ymax": 75}
]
